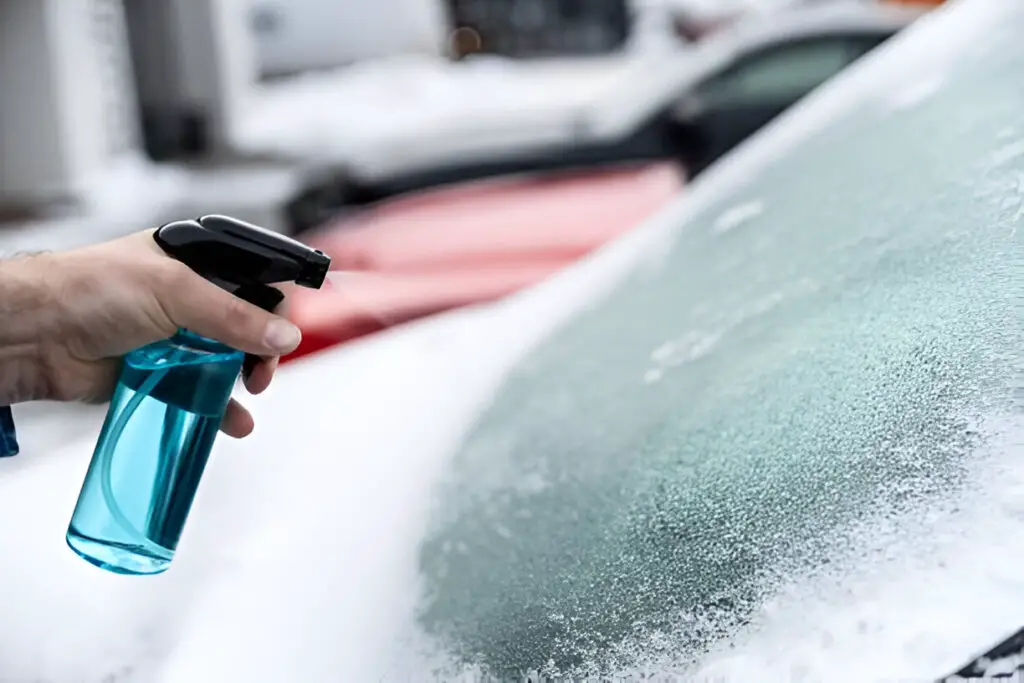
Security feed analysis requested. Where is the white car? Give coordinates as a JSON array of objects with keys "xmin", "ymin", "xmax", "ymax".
[
  {"xmin": 248, "ymin": 0, "xmax": 822, "ymax": 76},
  {"xmin": 250, "ymin": 0, "xmax": 687, "ymax": 77},
  {"xmin": 1, "ymin": 0, "xmax": 1020, "ymax": 681},
  {"xmin": 259, "ymin": 1, "xmax": 922, "ymax": 230}
]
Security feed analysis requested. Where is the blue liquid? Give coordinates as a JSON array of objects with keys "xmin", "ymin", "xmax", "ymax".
[
  {"xmin": 0, "ymin": 406, "xmax": 17, "ymax": 457},
  {"xmin": 67, "ymin": 331, "xmax": 243, "ymax": 575}
]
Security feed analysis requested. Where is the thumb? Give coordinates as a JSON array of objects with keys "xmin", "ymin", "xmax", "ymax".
[{"xmin": 156, "ymin": 263, "xmax": 302, "ymax": 357}]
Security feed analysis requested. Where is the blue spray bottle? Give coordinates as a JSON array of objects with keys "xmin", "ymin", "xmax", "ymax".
[{"xmin": 66, "ymin": 215, "xmax": 331, "ymax": 575}]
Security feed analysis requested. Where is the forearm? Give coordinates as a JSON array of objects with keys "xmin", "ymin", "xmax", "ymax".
[{"xmin": 0, "ymin": 254, "xmax": 54, "ymax": 404}]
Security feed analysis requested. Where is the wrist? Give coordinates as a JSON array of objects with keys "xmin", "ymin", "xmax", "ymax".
[{"xmin": 0, "ymin": 254, "xmax": 57, "ymax": 403}]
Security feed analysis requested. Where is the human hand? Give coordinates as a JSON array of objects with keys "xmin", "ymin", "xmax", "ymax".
[{"xmin": 0, "ymin": 230, "xmax": 303, "ymax": 438}]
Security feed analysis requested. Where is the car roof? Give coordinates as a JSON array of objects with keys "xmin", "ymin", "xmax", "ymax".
[
  {"xmin": 731, "ymin": 0, "xmax": 926, "ymax": 44},
  {"xmin": 585, "ymin": 0, "xmax": 925, "ymax": 138}
]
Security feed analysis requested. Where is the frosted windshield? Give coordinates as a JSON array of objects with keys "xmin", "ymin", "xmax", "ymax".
[{"xmin": 417, "ymin": 4, "xmax": 1024, "ymax": 678}]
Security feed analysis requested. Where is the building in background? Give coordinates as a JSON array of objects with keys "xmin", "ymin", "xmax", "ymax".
[
  {"xmin": 123, "ymin": 0, "xmax": 261, "ymax": 161},
  {"xmin": 125, "ymin": 0, "xmax": 456, "ymax": 161},
  {"xmin": 0, "ymin": 0, "xmax": 334, "ymax": 234},
  {"xmin": 0, "ymin": 0, "xmax": 449, "ymax": 206},
  {"xmin": 0, "ymin": 0, "xmax": 143, "ymax": 213}
]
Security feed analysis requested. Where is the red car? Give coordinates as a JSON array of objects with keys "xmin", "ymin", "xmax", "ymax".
[{"xmin": 284, "ymin": 161, "xmax": 685, "ymax": 361}]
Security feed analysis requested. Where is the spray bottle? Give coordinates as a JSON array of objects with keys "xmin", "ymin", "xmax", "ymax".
[
  {"xmin": 66, "ymin": 215, "xmax": 331, "ymax": 575},
  {"xmin": 0, "ymin": 406, "xmax": 17, "ymax": 457}
]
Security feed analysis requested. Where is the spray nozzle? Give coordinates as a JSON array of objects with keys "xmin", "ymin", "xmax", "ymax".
[{"xmin": 154, "ymin": 215, "xmax": 331, "ymax": 312}]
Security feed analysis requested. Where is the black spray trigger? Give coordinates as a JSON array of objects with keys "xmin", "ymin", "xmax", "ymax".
[
  {"xmin": 235, "ymin": 283, "xmax": 286, "ymax": 313},
  {"xmin": 152, "ymin": 215, "xmax": 330, "ymax": 383}
]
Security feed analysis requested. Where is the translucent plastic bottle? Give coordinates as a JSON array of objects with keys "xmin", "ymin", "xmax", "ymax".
[{"xmin": 66, "ymin": 330, "xmax": 243, "ymax": 575}]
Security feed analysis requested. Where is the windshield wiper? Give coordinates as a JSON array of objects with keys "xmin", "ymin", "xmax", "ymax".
[{"xmin": 939, "ymin": 625, "xmax": 1024, "ymax": 680}]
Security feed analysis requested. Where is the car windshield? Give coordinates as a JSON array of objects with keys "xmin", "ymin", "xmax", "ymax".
[{"xmin": 416, "ymin": 2, "xmax": 1024, "ymax": 679}]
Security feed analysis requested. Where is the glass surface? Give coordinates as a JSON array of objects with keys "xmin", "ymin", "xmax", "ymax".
[
  {"xmin": 701, "ymin": 39, "xmax": 858, "ymax": 104},
  {"xmin": 417, "ymin": 7, "xmax": 1024, "ymax": 678},
  {"xmin": 67, "ymin": 331, "xmax": 242, "ymax": 575}
]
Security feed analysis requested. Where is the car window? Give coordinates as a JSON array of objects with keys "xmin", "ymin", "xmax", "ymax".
[
  {"xmin": 446, "ymin": 0, "xmax": 632, "ymax": 58},
  {"xmin": 846, "ymin": 31, "xmax": 891, "ymax": 60},
  {"xmin": 698, "ymin": 37, "xmax": 860, "ymax": 105},
  {"xmin": 415, "ymin": 5, "xmax": 1024, "ymax": 679}
]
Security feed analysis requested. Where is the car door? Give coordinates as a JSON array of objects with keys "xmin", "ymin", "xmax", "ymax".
[{"xmin": 672, "ymin": 33, "xmax": 891, "ymax": 174}]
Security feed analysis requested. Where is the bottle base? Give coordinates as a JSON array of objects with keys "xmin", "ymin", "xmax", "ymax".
[{"xmin": 66, "ymin": 528, "xmax": 172, "ymax": 576}]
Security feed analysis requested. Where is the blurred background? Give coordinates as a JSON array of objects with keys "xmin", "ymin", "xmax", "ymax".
[{"xmin": 0, "ymin": 0, "xmax": 942, "ymax": 449}]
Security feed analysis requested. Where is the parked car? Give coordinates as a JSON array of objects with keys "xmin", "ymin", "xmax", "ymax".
[
  {"xmin": 284, "ymin": 0, "xmax": 924, "ymax": 232},
  {"xmin": 398, "ymin": 1, "xmax": 1024, "ymax": 678},
  {"xmin": 220, "ymin": 0, "xmax": 1023, "ymax": 679},
  {"xmin": 163, "ymin": 0, "xmax": 1024, "ymax": 678},
  {"xmin": 284, "ymin": 161, "xmax": 684, "ymax": 362}
]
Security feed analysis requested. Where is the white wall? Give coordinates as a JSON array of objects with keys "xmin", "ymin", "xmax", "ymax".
[
  {"xmin": 0, "ymin": 0, "xmax": 71, "ymax": 202},
  {"xmin": 0, "ymin": 0, "xmax": 139, "ymax": 205},
  {"xmin": 125, "ymin": 0, "xmax": 448, "ymax": 155},
  {"xmin": 169, "ymin": 0, "xmax": 259, "ymax": 151}
]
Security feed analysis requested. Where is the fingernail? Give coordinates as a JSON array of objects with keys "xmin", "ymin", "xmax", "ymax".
[{"xmin": 265, "ymin": 319, "xmax": 302, "ymax": 353}]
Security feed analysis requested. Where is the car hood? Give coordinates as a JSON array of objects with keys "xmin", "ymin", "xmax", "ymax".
[{"xmin": 303, "ymin": 162, "xmax": 685, "ymax": 272}]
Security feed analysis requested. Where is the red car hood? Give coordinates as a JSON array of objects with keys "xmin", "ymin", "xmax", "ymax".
[{"xmin": 285, "ymin": 161, "xmax": 685, "ymax": 361}]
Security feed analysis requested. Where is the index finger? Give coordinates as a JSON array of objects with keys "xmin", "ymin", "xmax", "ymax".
[{"xmin": 157, "ymin": 263, "xmax": 302, "ymax": 357}]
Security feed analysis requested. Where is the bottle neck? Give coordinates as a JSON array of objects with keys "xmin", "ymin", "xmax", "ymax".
[{"xmin": 172, "ymin": 329, "xmax": 238, "ymax": 356}]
